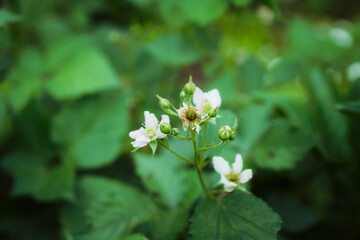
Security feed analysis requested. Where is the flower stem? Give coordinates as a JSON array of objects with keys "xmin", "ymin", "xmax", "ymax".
[
  {"xmin": 158, "ymin": 140, "xmax": 194, "ymax": 164},
  {"xmin": 175, "ymin": 135, "xmax": 192, "ymax": 141},
  {"xmin": 163, "ymin": 108, "xmax": 179, "ymax": 117},
  {"xmin": 192, "ymin": 132, "xmax": 213, "ymax": 198},
  {"xmin": 197, "ymin": 141, "xmax": 226, "ymax": 152},
  {"xmin": 199, "ymin": 123, "xmax": 207, "ymax": 166}
]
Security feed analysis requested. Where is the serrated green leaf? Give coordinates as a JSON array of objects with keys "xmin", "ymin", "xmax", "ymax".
[
  {"xmin": 61, "ymin": 176, "xmax": 156, "ymax": 240},
  {"xmin": 1, "ymin": 152, "xmax": 75, "ymax": 201},
  {"xmin": 146, "ymin": 34, "xmax": 202, "ymax": 66},
  {"xmin": 52, "ymin": 93, "xmax": 129, "ymax": 169},
  {"xmin": 189, "ymin": 191, "xmax": 281, "ymax": 240},
  {"xmin": 45, "ymin": 36, "xmax": 120, "ymax": 99},
  {"xmin": 0, "ymin": 10, "xmax": 21, "ymax": 27}
]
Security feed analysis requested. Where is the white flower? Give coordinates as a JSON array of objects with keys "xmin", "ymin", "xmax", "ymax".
[
  {"xmin": 129, "ymin": 111, "xmax": 169, "ymax": 148},
  {"xmin": 193, "ymin": 87, "xmax": 221, "ymax": 116},
  {"xmin": 213, "ymin": 154, "xmax": 253, "ymax": 192},
  {"xmin": 177, "ymin": 104, "xmax": 201, "ymax": 133}
]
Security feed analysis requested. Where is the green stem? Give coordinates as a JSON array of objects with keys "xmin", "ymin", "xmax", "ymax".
[
  {"xmin": 197, "ymin": 141, "xmax": 226, "ymax": 152},
  {"xmin": 171, "ymin": 104, "xmax": 179, "ymax": 113},
  {"xmin": 163, "ymin": 108, "xmax": 179, "ymax": 117},
  {"xmin": 158, "ymin": 140, "xmax": 194, "ymax": 164},
  {"xmin": 199, "ymin": 123, "xmax": 208, "ymax": 166},
  {"xmin": 200, "ymin": 116, "xmax": 211, "ymax": 126},
  {"xmin": 201, "ymin": 123, "xmax": 207, "ymax": 147},
  {"xmin": 175, "ymin": 135, "xmax": 192, "ymax": 141},
  {"xmin": 192, "ymin": 132, "xmax": 212, "ymax": 198}
]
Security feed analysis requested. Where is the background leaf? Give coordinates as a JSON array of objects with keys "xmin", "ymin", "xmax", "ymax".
[
  {"xmin": 61, "ymin": 176, "xmax": 156, "ymax": 240},
  {"xmin": 134, "ymin": 147, "xmax": 191, "ymax": 208},
  {"xmin": 146, "ymin": 34, "xmax": 202, "ymax": 66},
  {"xmin": 1, "ymin": 152, "xmax": 75, "ymax": 201},
  {"xmin": 0, "ymin": 10, "xmax": 21, "ymax": 27},
  {"xmin": 45, "ymin": 36, "xmax": 120, "ymax": 99},
  {"xmin": 52, "ymin": 93, "xmax": 130, "ymax": 169}
]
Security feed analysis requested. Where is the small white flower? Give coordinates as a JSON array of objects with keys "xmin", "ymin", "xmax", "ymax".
[
  {"xmin": 129, "ymin": 111, "xmax": 169, "ymax": 148},
  {"xmin": 193, "ymin": 87, "xmax": 221, "ymax": 116},
  {"xmin": 213, "ymin": 154, "xmax": 253, "ymax": 192}
]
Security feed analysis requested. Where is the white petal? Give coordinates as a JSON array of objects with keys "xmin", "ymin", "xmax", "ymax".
[
  {"xmin": 156, "ymin": 130, "xmax": 166, "ymax": 139},
  {"xmin": 239, "ymin": 169, "xmax": 253, "ymax": 183},
  {"xmin": 193, "ymin": 87, "xmax": 204, "ymax": 107},
  {"xmin": 220, "ymin": 175, "xmax": 237, "ymax": 192},
  {"xmin": 131, "ymin": 135, "xmax": 151, "ymax": 148},
  {"xmin": 213, "ymin": 156, "xmax": 231, "ymax": 175},
  {"xmin": 129, "ymin": 127, "xmax": 145, "ymax": 139},
  {"xmin": 155, "ymin": 127, "xmax": 166, "ymax": 139},
  {"xmin": 160, "ymin": 115, "xmax": 170, "ymax": 124},
  {"xmin": 194, "ymin": 123, "xmax": 201, "ymax": 133},
  {"xmin": 206, "ymin": 89, "xmax": 221, "ymax": 109},
  {"xmin": 232, "ymin": 154, "xmax": 243, "ymax": 174},
  {"xmin": 144, "ymin": 111, "xmax": 158, "ymax": 129},
  {"xmin": 182, "ymin": 120, "xmax": 189, "ymax": 131}
]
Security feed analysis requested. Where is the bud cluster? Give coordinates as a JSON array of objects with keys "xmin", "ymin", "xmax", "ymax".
[{"xmin": 129, "ymin": 75, "xmax": 247, "ymax": 197}]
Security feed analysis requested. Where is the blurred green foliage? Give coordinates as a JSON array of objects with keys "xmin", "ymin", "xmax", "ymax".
[{"xmin": 1, "ymin": 0, "xmax": 360, "ymax": 239}]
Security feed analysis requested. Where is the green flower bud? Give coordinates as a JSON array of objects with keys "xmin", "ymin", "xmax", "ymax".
[
  {"xmin": 171, "ymin": 128, "xmax": 180, "ymax": 136},
  {"xmin": 208, "ymin": 108, "xmax": 218, "ymax": 118},
  {"xmin": 156, "ymin": 95, "xmax": 171, "ymax": 109},
  {"xmin": 184, "ymin": 76, "xmax": 196, "ymax": 95},
  {"xmin": 229, "ymin": 132, "xmax": 235, "ymax": 141},
  {"xmin": 180, "ymin": 90, "xmax": 187, "ymax": 102},
  {"xmin": 160, "ymin": 123, "xmax": 172, "ymax": 134},
  {"xmin": 218, "ymin": 125, "xmax": 233, "ymax": 141}
]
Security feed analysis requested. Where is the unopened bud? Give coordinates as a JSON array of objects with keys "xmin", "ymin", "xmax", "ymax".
[
  {"xmin": 208, "ymin": 108, "xmax": 218, "ymax": 118},
  {"xmin": 160, "ymin": 123, "xmax": 172, "ymax": 134},
  {"xmin": 172, "ymin": 128, "xmax": 180, "ymax": 136},
  {"xmin": 180, "ymin": 90, "xmax": 187, "ymax": 102},
  {"xmin": 184, "ymin": 76, "xmax": 196, "ymax": 95},
  {"xmin": 156, "ymin": 95, "xmax": 171, "ymax": 109},
  {"xmin": 218, "ymin": 125, "xmax": 233, "ymax": 141}
]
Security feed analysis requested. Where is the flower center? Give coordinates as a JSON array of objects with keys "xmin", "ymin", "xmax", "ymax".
[
  {"xmin": 186, "ymin": 109, "xmax": 198, "ymax": 121},
  {"xmin": 202, "ymin": 101, "xmax": 212, "ymax": 113},
  {"xmin": 226, "ymin": 171, "xmax": 239, "ymax": 183},
  {"xmin": 145, "ymin": 127, "xmax": 157, "ymax": 138}
]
